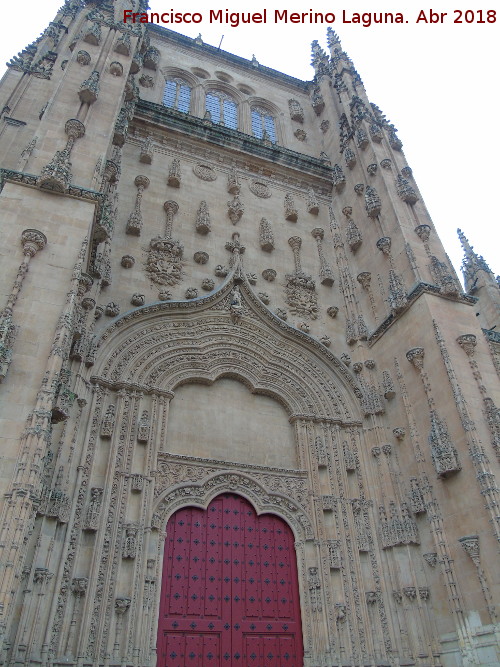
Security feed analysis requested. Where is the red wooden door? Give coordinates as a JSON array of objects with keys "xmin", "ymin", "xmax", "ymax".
[{"xmin": 157, "ymin": 493, "xmax": 303, "ymax": 667}]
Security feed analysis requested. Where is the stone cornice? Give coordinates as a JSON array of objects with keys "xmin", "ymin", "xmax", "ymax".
[
  {"xmin": 89, "ymin": 375, "xmax": 174, "ymax": 398},
  {"xmin": 157, "ymin": 451, "xmax": 308, "ymax": 478},
  {"xmin": 368, "ymin": 281, "xmax": 477, "ymax": 346},
  {"xmin": 0, "ymin": 168, "xmax": 104, "ymax": 205},
  {"xmin": 134, "ymin": 100, "xmax": 334, "ymax": 185},
  {"xmin": 483, "ymin": 328, "xmax": 500, "ymax": 344},
  {"xmin": 148, "ymin": 25, "xmax": 310, "ymax": 90}
]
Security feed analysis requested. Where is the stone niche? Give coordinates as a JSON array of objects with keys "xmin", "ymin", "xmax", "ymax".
[{"xmin": 165, "ymin": 378, "xmax": 297, "ymax": 469}]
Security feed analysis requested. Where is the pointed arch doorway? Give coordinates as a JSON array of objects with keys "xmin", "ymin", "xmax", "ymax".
[{"xmin": 157, "ymin": 493, "xmax": 304, "ymax": 666}]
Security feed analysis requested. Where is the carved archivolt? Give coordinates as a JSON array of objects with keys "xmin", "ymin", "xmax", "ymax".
[
  {"xmin": 152, "ymin": 469, "xmax": 314, "ymax": 541},
  {"xmin": 92, "ymin": 274, "xmax": 362, "ymax": 422}
]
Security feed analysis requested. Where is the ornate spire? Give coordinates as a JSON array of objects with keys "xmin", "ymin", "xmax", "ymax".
[{"xmin": 458, "ymin": 228, "xmax": 494, "ymax": 292}]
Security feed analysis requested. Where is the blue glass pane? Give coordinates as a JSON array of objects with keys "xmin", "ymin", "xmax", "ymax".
[
  {"xmin": 251, "ymin": 109, "xmax": 262, "ymax": 138},
  {"xmin": 162, "ymin": 80, "xmax": 176, "ymax": 108},
  {"xmin": 223, "ymin": 100, "xmax": 238, "ymax": 129},
  {"xmin": 206, "ymin": 94, "xmax": 221, "ymax": 124},
  {"xmin": 264, "ymin": 115, "xmax": 276, "ymax": 143},
  {"xmin": 178, "ymin": 85, "xmax": 190, "ymax": 113}
]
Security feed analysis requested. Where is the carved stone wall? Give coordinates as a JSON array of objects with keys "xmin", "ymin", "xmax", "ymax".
[{"xmin": 0, "ymin": 8, "xmax": 499, "ymax": 667}]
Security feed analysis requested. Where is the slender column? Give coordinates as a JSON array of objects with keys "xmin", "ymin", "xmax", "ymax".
[
  {"xmin": 311, "ymin": 228, "xmax": 334, "ymax": 286},
  {"xmin": 0, "ymin": 229, "xmax": 47, "ymax": 381}
]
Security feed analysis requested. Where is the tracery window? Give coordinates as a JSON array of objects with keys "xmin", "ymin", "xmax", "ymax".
[
  {"xmin": 205, "ymin": 91, "xmax": 238, "ymax": 129},
  {"xmin": 251, "ymin": 106, "xmax": 277, "ymax": 143},
  {"xmin": 162, "ymin": 78, "xmax": 191, "ymax": 113}
]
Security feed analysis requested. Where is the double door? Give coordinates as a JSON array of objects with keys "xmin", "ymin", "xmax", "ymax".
[{"xmin": 157, "ymin": 493, "xmax": 303, "ymax": 666}]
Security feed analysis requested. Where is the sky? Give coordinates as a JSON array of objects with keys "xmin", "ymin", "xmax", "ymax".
[{"xmin": 1, "ymin": 0, "xmax": 498, "ymax": 282}]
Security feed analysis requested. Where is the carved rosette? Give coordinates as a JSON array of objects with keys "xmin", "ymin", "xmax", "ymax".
[
  {"xmin": 249, "ymin": 180, "xmax": 271, "ymax": 198},
  {"xmin": 193, "ymin": 163, "xmax": 217, "ymax": 181}
]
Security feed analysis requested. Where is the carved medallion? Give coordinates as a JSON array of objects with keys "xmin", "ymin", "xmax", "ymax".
[{"xmin": 193, "ymin": 163, "xmax": 217, "ymax": 181}]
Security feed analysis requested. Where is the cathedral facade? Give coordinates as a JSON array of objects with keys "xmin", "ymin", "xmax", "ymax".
[{"xmin": 0, "ymin": 1, "xmax": 499, "ymax": 666}]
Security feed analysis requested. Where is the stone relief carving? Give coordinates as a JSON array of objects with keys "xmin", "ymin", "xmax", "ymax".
[
  {"xmin": 227, "ymin": 195, "xmax": 244, "ymax": 224},
  {"xmin": 193, "ymin": 163, "xmax": 217, "ymax": 181},
  {"xmin": 284, "ymin": 193, "xmax": 298, "ymax": 221},
  {"xmin": 83, "ymin": 487, "xmax": 103, "ymax": 531},
  {"xmin": 288, "ymin": 99, "xmax": 304, "ymax": 123},
  {"xmin": 167, "ymin": 158, "xmax": 181, "ymax": 187},
  {"xmin": 285, "ymin": 237, "xmax": 318, "ymax": 320},
  {"xmin": 259, "ymin": 218, "xmax": 274, "ymax": 252},
  {"xmin": 145, "ymin": 236, "xmax": 184, "ymax": 288},
  {"xmin": 249, "ymin": 180, "xmax": 271, "ymax": 198},
  {"xmin": 195, "ymin": 200, "xmax": 211, "ymax": 235}
]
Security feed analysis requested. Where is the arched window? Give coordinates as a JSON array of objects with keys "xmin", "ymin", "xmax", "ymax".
[
  {"xmin": 162, "ymin": 78, "xmax": 191, "ymax": 113},
  {"xmin": 205, "ymin": 91, "xmax": 238, "ymax": 129},
  {"xmin": 251, "ymin": 106, "xmax": 277, "ymax": 143}
]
